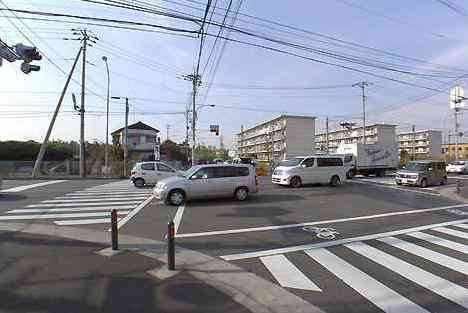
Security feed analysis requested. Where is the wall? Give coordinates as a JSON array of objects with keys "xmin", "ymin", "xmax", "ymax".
[{"xmin": 285, "ymin": 116, "xmax": 315, "ymax": 158}]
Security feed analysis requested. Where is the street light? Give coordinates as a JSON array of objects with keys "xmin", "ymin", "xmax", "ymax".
[
  {"xmin": 191, "ymin": 104, "xmax": 215, "ymax": 166},
  {"xmin": 102, "ymin": 56, "xmax": 110, "ymax": 177},
  {"xmin": 111, "ymin": 96, "xmax": 129, "ymax": 177}
]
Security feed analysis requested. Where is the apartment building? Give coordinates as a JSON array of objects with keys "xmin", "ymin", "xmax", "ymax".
[
  {"xmin": 236, "ymin": 115, "xmax": 315, "ymax": 163},
  {"xmin": 442, "ymin": 142, "xmax": 468, "ymax": 160},
  {"xmin": 315, "ymin": 124, "xmax": 397, "ymax": 153},
  {"xmin": 397, "ymin": 130, "xmax": 442, "ymax": 157}
]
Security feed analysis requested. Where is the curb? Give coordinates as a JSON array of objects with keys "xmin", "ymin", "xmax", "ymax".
[{"xmin": 0, "ymin": 222, "xmax": 326, "ymax": 313}]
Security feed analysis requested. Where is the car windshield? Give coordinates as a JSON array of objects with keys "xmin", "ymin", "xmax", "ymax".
[
  {"xmin": 181, "ymin": 166, "xmax": 200, "ymax": 178},
  {"xmin": 279, "ymin": 158, "xmax": 305, "ymax": 167},
  {"xmin": 450, "ymin": 161, "xmax": 466, "ymax": 166},
  {"xmin": 404, "ymin": 162, "xmax": 428, "ymax": 171}
]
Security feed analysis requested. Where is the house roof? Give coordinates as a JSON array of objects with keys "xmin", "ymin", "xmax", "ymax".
[{"xmin": 111, "ymin": 121, "xmax": 159, "ymax": 135}]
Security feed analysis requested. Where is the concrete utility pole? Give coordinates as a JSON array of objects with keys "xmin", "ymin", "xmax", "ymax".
[
  {"xmin": 455, "ymin": 108, "xmax": 460, "ymax": 160},
  {"xmin": 102, "ymin": 56, "xmax": 110, "ymax": 177},
  {"xmin": 353, "ymin": 81, "xmax": 372, "ymax": 145},
  {"xmin": 166, "ymin": 124, "xmax": 170, "ymax": 141},
  {"xmin": 79, "ymin": 33, "xmax": 87, "ymax": 177},
  {"xmin": 32, "ymin": 47, "xmax": 82, "ymax": 178},
  {"xmin": 111, "ymin": 96, "xmax": 130, "ymax": 176},
  {"xmin": 325, "ymin": 116, "xmax": 329, "ymax": 154},
  {"xmin": 182, "ymin": 73, "xmax": 202, "ymax": 166},
  {"xmin": 411, "ymin": 125, "xmax": 415, "ymax": 160}
]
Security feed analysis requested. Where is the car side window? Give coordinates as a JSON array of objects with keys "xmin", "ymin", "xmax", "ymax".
[
  {"xmin": 191, "ymin": 167, "xmax": 214, "ymax": 179},
  {"xmin": 317, "ymin": 158, "xmax": 343, "ymax": 167},
  {"xmin": 140, "ymin": 163, "xmax": 155, "ymax": 171},
  {"xmin": 236, "ymin": 167, "xmax": 250, "ymax": 176},
  {"xmin": 302, "ymin": 158, "xmax": 315, "ymax": 167},
  {"xmin": 344, "ymin": 155, "xmax": 353, "ymax": 163},
  {"xmin": 213, "ymin": 167, "xmax": 230, "ymax": 178},
  {"xmin": 157, "ymin": 163, "xmax": 175, "ymax": 172}
]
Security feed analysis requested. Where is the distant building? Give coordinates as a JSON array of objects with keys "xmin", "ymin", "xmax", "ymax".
[
  {"xmin": 111, "ymin": 121, "xmax": 159, "ymax": 160},
  {"xmin": 397, "ymin": 130, "xmax": 442, "ymax": 158},
  {"xmin": 315, "ymin": 124, "xmax": 397, "ymax": 153},
  {"xmin": 442, "ymin": 142, "xmax": 468, "ymax": 160},
  {"xmin": 236, "ymin": 115, "xmax": 315, "ymax": 163}
]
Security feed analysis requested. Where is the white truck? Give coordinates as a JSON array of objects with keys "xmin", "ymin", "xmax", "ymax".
[{"xmin": 336, "ymin": 142, "xmax": 399, "ymax": 178}]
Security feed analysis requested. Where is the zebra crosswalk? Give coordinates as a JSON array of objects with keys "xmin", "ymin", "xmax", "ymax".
[
  {"xmin": 0, "ymin": 180, "xmax": 152, "ymax": 227},
  {"xmin": 241, "ymin": 223, "xmax": 468, "ymax": 313}
]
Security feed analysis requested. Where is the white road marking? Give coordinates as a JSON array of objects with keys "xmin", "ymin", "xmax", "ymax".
[
  {"xmin": 220, "ymin": 218, "xmax": 468, "ymax": 261},
  {"xmin": 7, "ymin": 206, "xmax": 133, "ymax": 213},
  {"xmin": 54, "ymin": 194, "xmax": 149, "ymax": 199},
  {"xmin": 1, "ymin": 180, "xmax": 67, "ymax": 192},
  {"xmin": 350, "ymin": 180, "xmax": 440, "ymax": 196},
  {"xmin": 0, "ymin": 211, "xmax": 130, "ymax": 220},
  {"xmin": 68, "ymin": 191, "xmax": 150, "ymax": 196},
  {"xmin": 54, "ymin": 218, "xmax": 122, "ymax": 226},
  {"xmin": 345, "ymin": 241, "xmax": 468, "ymax": 309},
  {"xmin": 432, "ymin": 227, "xmax": 468, "ymax": 239},
  {"xmin": 42, "ymin": 197, "xmax": 147, "ymax": 203},
  {"xmin": 173, "ymin": 205, "xmax": 185, "ymax": 235},
  {"xmin": 406, "ymin": 232, "xmax": 468, "ymax": 254},
  {"xmin": 378, "ymin": 236, "xmax": 468, "ymax": 275},
  {"xmin": 26, "ymin": 201, "xmax": 141, "ymax": 208},
  {"xmin": 178, "ymin": 203, "xmax": 468, "ymax": 238},
  {"xmin": 305, "ymin": 249, "xmax": 429, "ymax": 313},
  {"xmin": 115, "ymin": 195, "xmax": 154, "ymax": 230},
  {"xmin": 260, "ymin": 254, "xmax": 322, "ymax": 292},
  {"xmin": 453, "ymin": 223, "xmax": 468, "ymax": 230}
]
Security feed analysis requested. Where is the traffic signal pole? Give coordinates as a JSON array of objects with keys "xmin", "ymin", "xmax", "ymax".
[{"xmin": 32, "ymin": 47, "xmax": 82, "ymax": 178}]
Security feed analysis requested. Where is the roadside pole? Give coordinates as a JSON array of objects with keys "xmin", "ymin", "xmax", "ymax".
[
  {"xmin": 79, "ymin": 33, "xmax": 88, "ymax": 178},
  {"xmin": 32, "ymin": 48, "xmax": 83, "ymax": 178}
]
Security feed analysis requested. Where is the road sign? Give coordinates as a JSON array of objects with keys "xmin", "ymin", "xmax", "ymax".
[{"xmin": 450, "ymin": 86, "xmax": 465, "ymax": 109}]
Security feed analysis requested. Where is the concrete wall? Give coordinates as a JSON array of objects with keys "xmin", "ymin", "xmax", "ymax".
[{"xmin": 285, "ymin": 116, "xmax": 315, "ymax": 158}]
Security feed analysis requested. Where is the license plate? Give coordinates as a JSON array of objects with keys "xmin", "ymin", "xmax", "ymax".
[{"xmin": 401, "ymin": 178, "xmax": 407, "ymax": 183}]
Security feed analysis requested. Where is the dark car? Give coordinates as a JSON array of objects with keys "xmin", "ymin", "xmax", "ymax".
[{"xmin": 395, "ymin": 160, "xmax": 447, "ymax": 188}]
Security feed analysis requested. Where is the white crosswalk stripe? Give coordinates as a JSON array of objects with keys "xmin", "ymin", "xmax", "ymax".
[
  {"xmin": 251, "ymin": 224, "xmax": 468, "ymax": 312},
  {"xmin": 0, "ymin": 180, "xmax": 152, "ymax": 226}
]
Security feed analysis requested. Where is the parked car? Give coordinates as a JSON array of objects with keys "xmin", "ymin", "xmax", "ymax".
[
  {"xmin": 446, "ymin": 160, "xmax": 468, "ymax": 174},
  {"xmin": 130, "ymin": 161, "xmax": 179, "ymax": 187},
  {"xmin": 395, "ymin": 160, "xmax": 447, "ymax": 187},
  {"xmin": 153, "ymin": 164, "xmax": 258, "ymax": 206},
  {"xmin": 272, "ymin": 155, "xmax": 346, "ymax": 188}
]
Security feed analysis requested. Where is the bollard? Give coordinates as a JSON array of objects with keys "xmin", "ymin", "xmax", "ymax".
[
  {"xmin": 167, "ymin": 220, "xmax": 175, "ymax": 270},
  {"xmin": 457, "ymin": 179, "xmax": 462, "ymax": 195},
  {"xmin": 111, "ymin": 209, "xmax": 118, "ymax": 250}
]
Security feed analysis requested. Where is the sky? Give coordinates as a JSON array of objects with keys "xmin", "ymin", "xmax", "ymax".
[{"xmin": 1, "ymin": 0, "xmax": 468, "ymax": 149}]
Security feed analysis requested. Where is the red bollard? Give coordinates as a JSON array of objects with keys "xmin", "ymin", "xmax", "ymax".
[
  {"xmin": 111, "ymin": 209, "xmax": 118, "ymax": 250},
  {"xmin": 167, "ymin": 220, "xmax": 175, "ymax": 270}
]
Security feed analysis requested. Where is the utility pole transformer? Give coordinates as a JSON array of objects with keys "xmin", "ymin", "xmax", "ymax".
[{"xmin": 353, "ymin": 81, "xmax": 372, "ymax": 145}]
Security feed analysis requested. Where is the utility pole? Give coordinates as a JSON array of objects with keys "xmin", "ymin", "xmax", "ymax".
[
  {"xmin": 32, "ymin": 47, "xmax": 82, "ymax": 178},
  {"xmin": 411, "ymin": 125, "xmax": 415, "ymax": 160},
  {"xmin": 455, "ymin": 108, "xmax": 460, "ymax": 160},
  {"xmin": 325, "ymin": 116, "xmax": 329, "ymax": 154},
  {"xmin": 166, "ymin": 124, "xmax": 170, "ymax": 141},
  {"xmin": 353, "ymin": 81, "xmax": 372, "ymax": 145},
  {"xmin": 182, "ymin": 73, "xmax": 202, "ymax": 166},
  {"xmin": 102, "ymin": 56, "xmax": 110, "ymax": 177},
  {"xmin": 111, "ymin": 96, "xmax": 130, "ymax": 176}
]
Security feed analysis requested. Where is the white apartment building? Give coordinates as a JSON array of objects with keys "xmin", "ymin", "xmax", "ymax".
[
  {"xmin": 397, "ymin": 130, "xmax": 442, "ymax": 157},
  {"xmin": 236, "ymin": 115, "xmax": 315, "ymax": 163},
  {"xmin": 315, "ymin": 124, "xmax": 397, "ymax": 153}
]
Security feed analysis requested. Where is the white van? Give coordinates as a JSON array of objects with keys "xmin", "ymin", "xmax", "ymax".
[
  {"xmin": 131, "ymin": 161, "xmax": 179, "ymax": 187},
  {"xmin": 272, "ymin": 155, "xmax": 346, "ymax": 187}
]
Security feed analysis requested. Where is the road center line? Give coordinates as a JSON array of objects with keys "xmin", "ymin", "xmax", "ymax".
[
  {"xmin": 2, "ymin": 180, "xmax": 67, "ymax": 192},
  {"xmin": 220, "ymin": 218, "xmax": 468, "ymax": 261},
  {"xmin": 176, "ymin": 203, "xmax": 468, "ymax": 238}
]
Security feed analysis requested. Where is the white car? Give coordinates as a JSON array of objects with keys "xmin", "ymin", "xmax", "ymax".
[
  {"xmin": 446, "ymin": 160, "xmax": 468, "ymax": 174},
  {"xmin": 272, "ymin": 155, "xmax": 346, "ymax": 187},
  {"xmin": 130, "ymin": 161, "xmax": 179, "ymax": 187},
  {"xmin": 154, "ymin": 164, "xmax": 258, "ymax": 206}
]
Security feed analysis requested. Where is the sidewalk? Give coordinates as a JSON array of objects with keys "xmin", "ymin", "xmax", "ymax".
[{"xmin": 0, "ymin": 231, "xmax": 250, "ymax": 313}]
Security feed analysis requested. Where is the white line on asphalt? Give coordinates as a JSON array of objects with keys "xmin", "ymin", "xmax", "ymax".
[
  {"xmin": 54, "ymin": 194, "xmax": 150, "ymax": 199},
  {"xmin": 177, "ymin": 203, "xmax": 468, "ymax": 238},
  {"xmin": 220, "ymin": 218, "xmax": 468, "ymax": 261},
  {"xmin": 68, "ymin": 191, "xmax": 150, "ymax": 196},
  {"xmin": 378, "ymin": 236, "xmax": 468, "ymax": 275},
  {"xmin": 349, "ymin": 180, "xmax": 440, "ymax": 196},
  {"xmin": 115, "ymin": 195, "xmax": 154, "ymax": 230},
  {"xmin": 305, "ymin": 249, "xmax": 429, "ymax": 313},
  {"xmin": 42, "ymin": 197, "xmax": 147, "ymax": 203},
  {"xmin": 0, "ymin": 211, "xmax": 130, "ymax": 220},
  {"xmin": 1, "ymin": 180, "xmax": 67, "ymax": 192},
  {"xmin": 27, "ymin": 201, "xmax": 141, "ymax": 208},
  {"xmin": 173, "ymin": 205, "xmax": 185, "ymax": 235},
  {"xmin": 432, "ymin": 226, "xmax": 468, "ymax": 239},
  {"xmin": 260, "ymin": 254, "xmax": 322, "ymax": 292},
  {"xmin": 453, "ymin": 223, "xmax": 468, "ymax": 230},
  {"xmin": 7, "ymin": 206, "xmax": 133, "ymax": 214},
  {"xmin": 345, "ymin": 241, "xmax": 468, "ymax": 309},
  {"xmin": 449, "ymin": 175, "xmax": 468, "ymax": 180},
  {"xmin": 406, "ymin": 232, "xmax": 468, "ymax": 254},
  {"xmin": 54, "ymin": 218, "xmax": 122, "ymax": 226}
]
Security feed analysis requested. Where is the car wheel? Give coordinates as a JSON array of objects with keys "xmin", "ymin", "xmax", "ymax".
[
  {"xmin": 330, "ymin": 175, "xmax": 340, "ymax": 187},
  {"xmin": 420, "ymin": 178, "xmax": 428, "ymax": 188},
  {"xmin": 133, "ymin": 178, "xmax": 145, "ymax": 188},
  {"xmin": 234, "ymin": 187, "xmax": 249, "ymax": 201},
  {"xmin": 168, "ymin": 189, "xmax": 185, "ymax": 206},
  {"xmin": 290, "ymin": 176, "xmax": 302, "ymax": 188}
]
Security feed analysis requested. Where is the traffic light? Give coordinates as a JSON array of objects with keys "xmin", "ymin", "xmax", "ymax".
[
  {"xmin": 14, "ymin": 44, "xmax": 42, "ymax": 63},
  {"xmin": 21, "ymin": 62, "xmax": 40, "ymax": 74},
  {"xmin": 0, "ymin": 42, "xmax": 19, "ymax": 63}
]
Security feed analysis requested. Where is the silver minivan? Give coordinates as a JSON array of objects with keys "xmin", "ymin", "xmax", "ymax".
[{"xmin": 153, "ymin": 164, "xmax": 258, "ymax": 205}]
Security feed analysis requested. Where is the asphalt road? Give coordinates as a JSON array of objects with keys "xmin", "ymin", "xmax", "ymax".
[{"xmin": 2, "ymin": 176, "xmax": 468, "ymax": 313}]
